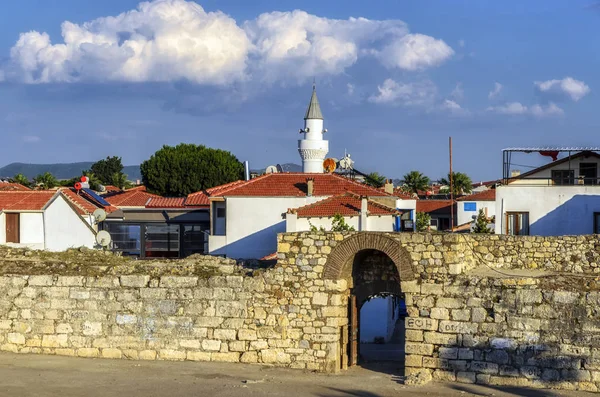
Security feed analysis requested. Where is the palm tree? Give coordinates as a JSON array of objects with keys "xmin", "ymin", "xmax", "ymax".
[
  {"xmin": 439, "ymin": 172, "xmax": 473, "ymax": 196},
  {"xmin": 11, "ymin": 173, "xmax": 31, "ymax": 188},
  {"xmin": 402, "ymin": 171, "xmax": 430, "ymax": 195},
  {"xmin": 111, "ymin": 171, "xmax": 131, "ymax": 190},
  {"xmin": 33, "ymin": 172, "xmax": 58, "ymax": 189},
  {"xmin": 364, "ymin": 172, "xmax": 386, "ymax": 188}
]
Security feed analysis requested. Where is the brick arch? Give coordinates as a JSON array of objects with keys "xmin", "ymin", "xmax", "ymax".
[{"xmin": 323, "ymin": 233, "xmax": 415, "ymax": 281}]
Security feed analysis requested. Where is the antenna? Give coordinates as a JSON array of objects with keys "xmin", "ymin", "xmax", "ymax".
[
  {"xmin": 92, "ymin": 208, "xmax": 107, "ymax": 223},
  {"xmin": 95, "ymin": 230, "xmax": 112, "ymax": 247},
  {"xmin": 265, "ymin": 165, "xmax": 278, "ymax": 174}
]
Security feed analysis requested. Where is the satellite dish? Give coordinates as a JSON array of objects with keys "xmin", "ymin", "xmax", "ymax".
[
  {"xmin": 265, "ymin": 165, "xmax": 278, "ymax": 174},
  {"xmin": 93, "ymin": 208, "xmax": 107, "ymax": 223},
  {"xmin": 323, "ymin": 158, "xmax": 336, "ymax": 173},
  {"xmin": 276, "ymin": 164, "xmax": 284, "ymax": 173},
  {"xmin": 95, "ymin": 230, "xmax": 112, "ymax": 247},
  {"xmin": 97, "ymin": 184, "xmax": 106, "ymax": 193},
  {"xmin": 339, "ymin": 154, "xmax": 354, "ymax": 170}
]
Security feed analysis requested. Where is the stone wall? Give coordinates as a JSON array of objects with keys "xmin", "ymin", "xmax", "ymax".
[{"xmin": 1, "ymin": 232, "xmax": 600, "ymax": 393}]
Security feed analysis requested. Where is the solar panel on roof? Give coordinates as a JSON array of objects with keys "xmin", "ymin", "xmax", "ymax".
[{"xmin": 82, "ymin": 188, "xmax": 111, "ymax": 207}]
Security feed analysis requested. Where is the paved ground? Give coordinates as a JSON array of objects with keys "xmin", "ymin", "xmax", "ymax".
[{"xmin": 0, "ymin": 353, "xmax": 596, "ymax": 397}]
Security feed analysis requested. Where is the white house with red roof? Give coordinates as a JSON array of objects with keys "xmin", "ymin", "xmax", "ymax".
[
  {"xmin": 206, "ymin": 173, "xmax": 415, "ymax": 259},
  {"xmin": 456, "ymin": 189, "xmax": 496, "ymax": 227},
  {"xmin": 0, "ymin": 191, "xmax": 97, "ymax": 251}
]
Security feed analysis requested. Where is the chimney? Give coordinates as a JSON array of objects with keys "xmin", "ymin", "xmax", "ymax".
[
  {"xmin": 244, "ymin": 161, "xmax": 250, "ymax": 181},
  {"xmin": 359, "ymin": 196, "xmax": 368, "ymax": 231},
  {"xmin": 384, "ymin": 179, "xmax": 394, "ymax": 194},
  {"xmin": 511, "ymin": 170, "xmax": 521, "ymax": 178},
  {"xmin": 306, "ymin": 178, "xmax": 314, "ymax": 197}
]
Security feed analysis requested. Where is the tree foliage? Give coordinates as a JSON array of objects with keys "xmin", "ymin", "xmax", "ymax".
[
  {"xmin": 364, "ymin": 172, "xmax": 386, "ymax": 188},
  {"xmin": 141, "ymin": 143, "xmax": 244, "ymax": 196},
  {"xmin": 439, "ymin": 172, "xmax": 473, "ymax": 196},
  {"xmin": 416, "ymin": 212, "xmax": 431, "ymax": 232},
  {"xmin": 91, "ymin": 156, "xmax": 125, "ymax": 185},
  {"xmin": 11, "ymin": 173, "xmax": 30, "ymax": 187},
  {"xmin": 33, "ymin": 172, "xmax": 58, "ymax": 189},
  {"xmin": 472, "ymin": 209, "xmax": 493, "ymax": 234},
  {"xmin": 402, "ymin": 171, "xmax": 430, "ymax": 195},
  {"xmin": 309, "ymin": 213, "xmax": 356, "ymax": 232}
]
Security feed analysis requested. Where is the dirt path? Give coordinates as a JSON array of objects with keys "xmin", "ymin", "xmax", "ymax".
[{"xmin": 0, "ymin": 353, "xmax": 595, "ymax": 397}]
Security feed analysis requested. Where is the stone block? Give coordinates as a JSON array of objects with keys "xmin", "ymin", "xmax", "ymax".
[
  {"xmin": 55, "ymin": 348, "xmax": 76, "ymax": 356},
  {"xmin": 41, "ymin": 334, "xmax": 68, "ymax": 348},
  {"xmin": 401, "ymin": 281, "xmax": 420, "ymax": 293},
  {"xmin": 451, "ymin": 309, "xmax": 470, "ymax": 322},
  {"xmin": 436, "ymin": 298, "xmax": 464, "ymax": 309},
  {"xmin": 470, "ymin": 361, "xmax": 499, "ymax": 374},
  {"xmin": 312, "ymin": 292, "xmax": 328, "ymax": 306},
  {"xmin": 160, "ymin": 276, "xmax": 199, "ymax": 288},
  {"xmin": 456, "ymin": 372, "xmax": 476, "ymax": 384},
  {"xmin": 430, "ymin": 308, "xmax": 449, "ymax": 320},
  {"xmin": 101, "ymin": 348, "xmax": 122, "ymax": 359},
  {"xmin": 77, "ymin": 348, "xmax": 100, "ymax": 358},
  {"xmin": 120, "ymin": 275, "xmax": 150, "ymax": 288},
  {"xmin": 202, "ymin": 340, "xmax": 221, "ymax": 351},
  {"xmin": 406, "ymin": 317, "xmax": 438, "ymax": 331},
  {"xmin": 459, "ymin": 348, "xmax": 474, "ymax": 360},
  {"xmin": 261, "ymin": 349, "xmax": 291, "ymax": 364},
  {"xmin": 433, "ymin": 370, "xmax": 456, "ymax": 381},
  {"xmin": 439, "ymin": 321, "xmax": 478, "ymax": 334},
  {"xmin": 56, "ymin": 277, "xmax": 84, "ymax": 287},
  {"xmin": 321, "ymin": 306, "xmax": 346, "ymax": 317},
  {"xmin": 212, "ymin": 352, "xmax": 240, "ymax": 363},
  {"xmin": 216, "ymin": 301, "xmax": 246, "ymax": 318},
  {"xmin": 195, "ymin": 317, "xmax": 224, "ymax": 328},
  {"xmin": 490, "ymin": 338, "xmax": 516, "ymax": 350},
  {"xmin": 187, "ymin": 351, "xmax": 211, "ymax": 361},
  {"xmin": 28, "ymin": 276, "xmax": 53, "ymax": 286},
  {"xmin": 516, "ymin": 289, "xmax": 542, "ymax": 304},
  {"xmin": 7, "ymin": 333, "xmax": 25, "ymax": 345},
  {"xmin": 56, "ymin": 324, "xmax": 73, "ymax": 334},
  {"xmin": 82, "ymin": 321, "xmax": 102, "ymax": 336},
  {"xmin": 139, "ymin": 350, "xmax": 157, "ymax": 360},
  {"xmin": 405, "ymin": 330, "xmax": 424, "ymax": 342},
  {"xmin": 159, "ymin": 350, "xmax": 186, "ymax": 360},
  {"xmin": 405, "ymin": 343, "xmax": 434, "ymax": 356},
  {"xmin": 439, "ymin": 347, "xmax": 458, "ymax": 359},
  {"xmin": 486, "ymin": 349, "xmax": 510, "ymax": 365},
  {"xmin": 214, "ymin": 329, "xmax": 237, "ymax": 341},
  {"xmin": 229, "ymin": 341, "xmax": 246, "ymax": 352},
  {"xmin": 471, "ymin": 308, "xmax": 487, "ymax": 323},
  {"xmin": 424, "ymin": 332, "xmax": 457, "ymax": 345},
  {"xmin": 423, "ymin": 357, "xmax": 448, "ymax": 369},
  {"xmin": 404, "ymin": 355, "xmax": 423, "ymax": 367},
  {"xmin": 421, "ymin": 284, "xmax": 443, "ymax": 295},
  {"xmin": 116, "ymin": 314, "xmax": 137, "ymax": 325},
  {"xmin": 179, "ymin": 340, "xmax": 201, "ymax": 349},
  {"xmin": 238, "ymin": 329, "xmax": 257, "ymax": 341},
  {"xmin": 553, "ymin": 291, "xmax": 579, "ymax": 304}
]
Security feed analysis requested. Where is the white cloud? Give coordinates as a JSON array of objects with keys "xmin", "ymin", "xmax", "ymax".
[
  {"xmin": 488, "ymin": 82, "xmax": 503, "ymax": 100},
  {"xmin": 487, "ymin": 101, "xmax": 563, "ymax": 118},
  {"xmin": 1, "ymin": 1, "xmax": 454, "ymax": 85},
  {"xmin": 450, "ymin": 82, "xmax": 463, "ymax": 101},
  {"xmin": 22, "ymin": 135, "xmax": 41, "ymax": 143},
  {"xmin": 534, "ymin": 77, "xmax": 590, "ymax": 102},
  {"xmin": 374, "ymin": 33, "xmax": 454, "ymax": 71},
  {"xmin": 368, "ymin": 78, "xmax": 437, "ymax": 106},
  {"xmin": 346, "ymin": 83, "xmax": 355, "ymax": 95}
]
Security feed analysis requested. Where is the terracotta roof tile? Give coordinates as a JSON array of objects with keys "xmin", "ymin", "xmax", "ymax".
[
  {"xmin": 213, "ymin": 173, "xmax": 392, "ymax": 198},
  {"xmin": 0, "ymin": 182, "xmax": 31, "ymax": 192},
  {"xmin": 146, "ymin": 197, "xmax": 187, "ymax": 208},
  {"xmin": 416, "ymin": 200, "xmax": 454, "ymax": 213},
  {"xmin": 103, "ymin": 185, "xmax": 121, "ymax": 193},
  {"xmin": 185, "ymin": 180, "xmax": 247, "ymax": 206},
  {"xmin": 0, "ymin": 191, "xmax": 57, "ymax": 211},
  {"xmin": 294, "ymin": 192, "xmax": 399, "ymax": 217},
  {"xmin": 457, "ymin": 189, "xmax": 496, "ymax": 202},
  {"xmin": 104, "ymin": 188, "xmax": 159, "ymax": 207},
  {"xmin": 59, "ymin": 188, "xmax": 101, "ymax": 215}
]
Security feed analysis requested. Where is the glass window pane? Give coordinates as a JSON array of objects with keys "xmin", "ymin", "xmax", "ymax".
[
  {"xmin": 104, "ymin": 223, "xmax": 141, "ymax": 256},
  {"xmin": 145, "ymin": 224, "xmax": 179, "ymax": 253}
]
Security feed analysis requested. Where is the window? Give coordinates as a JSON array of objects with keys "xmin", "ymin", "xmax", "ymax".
[
  {"xmin": 144, "ymin": 224, "xmax": 179, "ymax": 258},
  {"xmin": 104, "ymin": 223, "xmax": 141, "ymax": 256},
  {"xmin": 429, "ymin": 219, "xmax": 438, "ymax": 227},
  {"xmin": 216, "ymin": 207, "xmax": 226, "ymax": 218},
  {"xmin": 181, "ymin": 224, "xmax": 208, "ymax": 257},
  {"xmin": 506, "ymin": 212, "xmax": 529, "ymax": 235},
  {"xmin": 551, "ymin": 170, "xmax": 574, "ymax": 185},
  {"xmin": 580, "ymin": 163, "xmax": 598, "ymax": 185},
  {"xmin": 463, "ymin": 202, "xmax": 477, "ymax": 212},
  {"xmin": 594, "ymin": 213, "xmax": 600, "ymax": 234}
]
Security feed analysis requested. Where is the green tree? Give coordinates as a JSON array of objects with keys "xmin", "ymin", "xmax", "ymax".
[
  {"xmin": 141, "ymin": 143, "xmax": 244, "ymax": 196},
  {"xmin": 33, "ymin": 172, "xmax": 58, "ymax": 189},
  {"xmin": 439, "ymin": 172, "xmax": 473, "ymax": 196},
  {"xmin": 91, "ymin": 156, "xmax": 124, "ymax": 185},
  {"xmin": 364, "ymin": 172, "xmax": 386, "ymax": 188},
  {"xmin": 11, "ymin": 173, "xmax": 31, "ymax": 187},
  {"xmin": 111, "ymin": 172, "xmax": 131, "ymax": 190},
  {"xmin": 331, "ymin": 213, "xmax": 356, "ymax": 232},
  {"xmin": 402, "ymin": 171, "xmax": 430, "ymax": 195},
  {"xmin": 472, "ymin": 209, "xmax": 492, "ymax": 234},
  {"xmin": 82, "ymin": 171, "xmax": 102, "ymax": 191},
  {"xmin": 416, "ymin": 212, "xmax": 431, "ymax": 232}
]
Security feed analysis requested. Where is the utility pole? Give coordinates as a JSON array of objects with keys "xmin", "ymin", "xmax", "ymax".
[{"xmin": 449, "ymin": 137, "xmax": 454, "ymax": 231}]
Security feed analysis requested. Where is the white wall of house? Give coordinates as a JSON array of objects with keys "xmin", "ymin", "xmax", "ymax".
[
  {"xmin": 209, "ymin": 196, "xmax": 324, "ymax": 259},
  {"xmin": 495, "ymin": 185, "xmax": 600, "ymax": 235},
  {"xmin": 290, "ymin": 215, "xmax": 396, "ymax": 233},
  {"xmin": 19, "ymin": 213, "xmax": 45, "ymax": 249},
  {"xmin": 511, "ymin": 157, "xmax": 600, "ymax": 185},
  {"xmin": 44, "ymin": 195, "xmax": 96, "ymax": 251},
  {"xmin": 457, "ymin": 200, "xmax": 496, "ymax": 226}
]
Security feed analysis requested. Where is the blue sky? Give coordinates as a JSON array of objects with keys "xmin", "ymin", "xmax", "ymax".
[{"xmin": 1, "ymin": 0, "xmax": 599, "ymax": 182}]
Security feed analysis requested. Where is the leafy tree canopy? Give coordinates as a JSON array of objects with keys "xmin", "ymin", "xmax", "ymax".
[
  {"xmin": 91, "ymin": 156, "xmax": 124, "ymax": 185},
  {"xmin": 402, "ymin": 171, "xmax": 430, "ymax": 195},
  {"xmin": 472, "ymin": 209, "xmax": 493, "ymax": 234},
  {"xmin": 11, "ymin": 173, "xmax": 30, "ymax": 187},
  {"xmin": 416, "ymin": 212, "xmax": 431, "ymax": 232},
  {"xmin": 364, "ymin": 172, "xmax": 386, "ymax": 188},
  {"xmin": 439, "ymin": 172, "xmax": 473, "ymax": 196},
  {"xmin": 141, "ymin": 143, "xmax": 244, "ymax": 196},
  {"xmin": 33, "ymin": 172, "xmax": 58, "ymax": 189}
]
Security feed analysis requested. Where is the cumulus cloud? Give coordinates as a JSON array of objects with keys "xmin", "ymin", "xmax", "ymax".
[
  {"xmin": 1, "ymin": 0, "xmax": 454, "ymax": 84},
  {"xmin": 441, "ymin": 99, "xmax": 469, "ymax": 116},
  {"xmin": 488, "ymin": 82, "xmax": 502, "ymax": 100},
  {"xmin": 450, "ymin": 82, "xmax": 463, "ymax": 101},
  {"xmin": 487, "ymin": 101, "xmax": 563, "ymax": 118},
  {"xmin": 534, "ymin": 77, "xmax": 590, "ymax": 102},
  {"xmin": 346, "ymin": 83, "xmax": 355, "ymax": 95},
  {"xmin": 368, "ymin": 78, "xmax": 437, "ymax": 106},
  {"xmin": 373, "ymin": 33, "xmax": 454, "ymax": 71}
]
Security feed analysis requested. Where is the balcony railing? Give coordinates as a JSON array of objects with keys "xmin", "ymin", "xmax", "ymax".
[{"xmin": 504, "ymin": 177, "xmax": 600, "ymax": 186}]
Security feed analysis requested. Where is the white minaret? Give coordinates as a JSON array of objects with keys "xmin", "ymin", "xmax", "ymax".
[{"xmin": 298, "ymin": 84, "xmax": 329, "ymax": 173}]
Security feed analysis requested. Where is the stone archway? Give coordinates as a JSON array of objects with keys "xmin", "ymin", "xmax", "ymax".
[{"xmin": 323, "ymin": 233, "xmax": 415, "ymax": 281}]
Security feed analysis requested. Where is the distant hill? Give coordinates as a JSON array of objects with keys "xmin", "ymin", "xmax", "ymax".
[{"xmin": 0, "ymin": 162, "xmax": 142, "ymax": 181}]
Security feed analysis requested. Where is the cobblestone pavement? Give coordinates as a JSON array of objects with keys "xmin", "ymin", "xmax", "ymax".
[{"xmin": 0, "ymin": 353, "xmax": 596, "ymax": 397}]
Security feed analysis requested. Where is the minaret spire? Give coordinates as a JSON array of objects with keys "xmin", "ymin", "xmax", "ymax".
[
  {"xmin": 298, "ymin": 83, "xmax": 329, "ymax": 173},
  {"xmin": 304, "ymin": 81, "xmax": 324, "ymax": 120}
]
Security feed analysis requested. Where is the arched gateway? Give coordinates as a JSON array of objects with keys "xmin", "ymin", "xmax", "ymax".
[{"xmin": 322, "ymin": 233, "xmax": 415, "ymax": 370}]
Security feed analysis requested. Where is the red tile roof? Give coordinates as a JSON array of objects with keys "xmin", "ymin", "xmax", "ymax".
[
  {"xmin": 0, "ymin": 182, "xmax": 31, "ymax": 192},
  {"xmin": 59, "ymin": 188, "xmax": 101, "ymax": 215},
  {"xmin": 0, "ymin": 191, "xmax": 57, "ymax": 211},
  {"xmin": 104, "ymin": 187, "xmax": 160, "ymax": 207},
  {"xmin": 212, "ymin": 173, "xmax": 392, "ymax": 198},
  {"xmin": 457, "ymin": 189, "xmax": 496, "ymax": 202},
  {"xmin": 146, "ymin": 197, "xmax": 187, "ymax": 208},
  {"xmin": 261, "ymin": 252, "xmax": 278, "ymax": 260},
  {"xmin": 185, "ymin": 180, "xmax": 247, "ymax": 206},
  {"xmin": 416, "ymin": 200, "xmax": 454, "ymax": 213},
  {"xmin": 293, "ymin": 192, "xmax": 399, "ymax": 217},
  {"xmin": 103, "ymin": 185, "xmax": 121, "ymax": 193}
]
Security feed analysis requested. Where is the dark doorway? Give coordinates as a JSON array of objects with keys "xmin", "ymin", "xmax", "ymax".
[
  {"xmin": 5, "ymin": 213, "xmax": 20, "ymax": 243},
  {"xmin": 345, "ymin": 249, "xmax": 405, "ymax": 371},
  {"xmin": 580, "ymin": 163, "xmax": 598, "ymax": 185}
]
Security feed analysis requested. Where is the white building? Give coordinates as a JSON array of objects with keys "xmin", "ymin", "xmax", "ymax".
[
  {"xmin": 456, "ymin": 190, "xmax": 496, "ymax": 229},
  {"xmin": 495, "ymin": 149, "xmax": 600, "ymax": 235},
  {"xmin": 298, "ymin": 84, "xmax": 328, "ymax": 173},
  {"xmin": 0, "ymin": 191, "xmax": 98, "ymax": 251}
]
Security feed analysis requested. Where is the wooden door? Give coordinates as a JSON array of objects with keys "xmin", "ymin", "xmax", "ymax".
[
  {"xmin": 6, "ymin": 213, "xmax": 20, "ymax": 243},
  {"xmin": 348, "ymin": 295, "xmax": 359, "ymax": 366}
]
